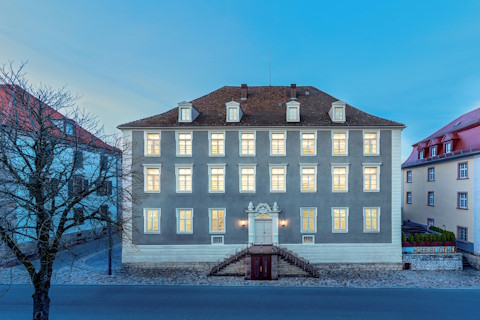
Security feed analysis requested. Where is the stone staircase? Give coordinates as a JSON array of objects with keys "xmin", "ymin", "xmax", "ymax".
[
  {"xmin": 208, "ymin": 245, "xmax": 319, "ymax": 278},
  {"xmin": 462, "ymin": 255, "xmax": 473, "ymax": 270}
]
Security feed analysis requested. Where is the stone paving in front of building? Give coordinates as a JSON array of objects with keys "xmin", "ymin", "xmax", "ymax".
[{"xmin": 1, "ymin": 244, "xmax": 480, "ymax": 288}]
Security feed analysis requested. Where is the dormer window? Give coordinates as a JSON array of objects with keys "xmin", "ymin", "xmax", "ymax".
[
  {"xmin": 177, "ymin": 101, "xmax": 198, "ymax": 123},
  {"xmin": 286, "ymin": 101, "xmax": 300, "ymax": 122},
  {"xmin": 419, "ymin": 150, "xmax": 424, "ymax": 159},
  {"xmin": 430, "ymin": 146, "xmax": 437, "ymax": 157},
  {"xmin": 180, "ymin": 107, "xmax": 191, "ymax": 122},
  {"xmin": 329, "ymin": 101, "xmax": 346, "ymax": 123},
  {"xmin": 65, "ymin": 120, "xmax": 75, "ymax": 137},
  {"xmin": 225, "ymin": 101, "xmax": 242, "ymax": 123},
  {"xmin": 445, "ymin": 142, "xmax": 452, "ymax": 153}
]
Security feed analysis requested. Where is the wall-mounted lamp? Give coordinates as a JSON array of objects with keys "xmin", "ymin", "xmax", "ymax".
[
  {"xmin": 280, "ymin": 219, "xmax": 287, "ymax": 228},
  {"xmin": 240, "ymin": 220, "xmax": 247, "ymax": 228}
]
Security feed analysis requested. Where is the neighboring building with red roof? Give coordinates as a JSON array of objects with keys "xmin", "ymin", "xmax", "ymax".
[
  {"xmin": 402, "ymin": 108, "xmax": 480, "ymax": 253},
  {"xmin": 0, "ymin": 85, "xmax": 121, "ymax": 252},
  {"xmin": 119, "ymin": 84, "xmax": 405, "ymax": 274}
]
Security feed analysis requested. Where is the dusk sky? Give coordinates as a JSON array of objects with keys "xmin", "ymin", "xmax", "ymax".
[{"xmin": 1, "ymin": 0, "xmax": 480, "ymax": 161}]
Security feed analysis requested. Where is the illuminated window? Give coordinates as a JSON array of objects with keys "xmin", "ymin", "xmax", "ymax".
[
  {"xmin": 364, "ymin": 207, "xmax": 380, "ymax": 232},
  {"xmin": 302, "ymin": 235, "xmax": 315, "ymax": 244},
  {"xmin": 209, "ymin": 209, "xmax": 225, "ymax": 234},
  {"xmin": 176, "ymin": 166, "xmax": 192, "ymax": 193},
  {"xmin": 363, "ymin": 165, "xmax": 380, "ymax": 192},
  {"xmin": 300, "ymin": 208, "xmax": 317, "ymax": 233},
  {"xmin": 364, "ymin": 131, "xmax": 379, "ymax": 155},
  {"xmin": 301, "ymin": 165, "xmax": 317, "ymax": 192},
  {"xmin": 332, "ymin": 166, "xmax": 348, "ymax": 192},
  {"xmin": 209, "ymin": 132, "xmax": 225, "ymax": 157},
  {"xmin": 176, "ymin": 132, "xmax": 192, "ymax": 156},
  {"xmin": 144, "ymin": 208, "xmax": 160, "ymax": 233},
  {"xmin": 176, "ymin": 209, "xmax": 193, "ymax": 234},
  {"xmin": 209, "ymin": 165, "xmax": 225, "ymax": 193},
  {"xmin": 301, "ymin": 132, "xmax": 316, "ymax": 156},
  {"xmin": 239, "ymin": 165, "xmax": 256, "ymax": 193},
  {"xmin": 239, "ymin": 131, "xmax": 255, "ymax": 156},
  {"xmin": 332, "ymin": 208, "xmax": 348, "ymax": 233},
  {"xmin": 270, "ymin": 132, "xmax": 286, "ymax": 156},
  {"xmin": 144, "ymin": 166, "xmax": 161, "ymax": 192},
  {"xmin": 270, "ymin": 165, "xmax": 286, "ymax": 192},
  {"xmin": 332, "ymin": 131, "xmax": 348, "ymax": 155},
  {"xmin": 145, "ymin": 132, "xmax": 160, "ymax": 156}
]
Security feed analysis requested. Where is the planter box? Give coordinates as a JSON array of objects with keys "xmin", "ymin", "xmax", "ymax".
[{"xmin": 402, "ymin": 246, "xmax": 457, "ymax": 254}]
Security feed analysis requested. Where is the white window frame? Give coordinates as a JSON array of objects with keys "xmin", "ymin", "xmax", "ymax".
[
  {"xmin": 269, "ymin": 164, "xmax": 287, "ymax": 193},
  {"xmin": 300, "ymin": 131, "xmax": 317, "ymax": 156},
  {"xmin": 209, "ymin": 208, "xmax": 226, "ymax": 234},
  {"xmin": 144, "ymin": 131, "xmax": 161, "ymax": 157},
  {"xmin": 175, "ymin": 131, "xmax": 193, "ymax": 157},
  {"xmin": 238, "ymin": 164, "xmax": 256, "ymax": 193},
  {"xmin": 226, "ymin": 106, "xmax": 240, "ymax": 122},
  {"xmin": 211, "ymin": 235, "xmax": 225, "ymax": 245},
  {"xmin": 143, "ymin": 164, "xmax": 162, "ymax": 193},
  {"xmin": 286, "ymin": 101, "xmax": 300, "ymax": 122},
  {"xmin": 270, "ymin": 131, "xmax": 287, "ymax": 156},
  {"xmin": 459, "ymin": 163, "xmax": 468, "ymax": 179},
  {"xmin": 300, "ymin": 164, "xmax": 317, "ymax": 193},
  {"xmin": 300, "ymin": 207, "xmax": 317, "ymax": 233},
  {"xmin": 143, "ymin": 208, "xmax": 161, "ymax": 234},
  {"xmin": 179, "ymin": 107, "xmax": 192, "ymax": 122},
  {"xmin": 175, "ymin": 164, "xmax": 193, "ymax": 193},
  {"xmin": 302, "ymin": 235, "xmax": 315, "ymax": 244},
  {"xmin": 363, "ymin": 207, "xmax": 380, "ymax": 233},
  {"xmin": 208, "ymin": 131, "xmax": 225, "ymax": 157},
  {"xmin": 333, "ymin": 106, "xmax": 345, "ymax": 122},
  {"xmin": 428, "ymin": 167, "xmax": 435, "ymax": 181},
  {"xmin": 331, "ymin": 164, "xmax": 349, "ymax": 192},
  {"xmin": 331, "ymin": 130, "xmax": 349, "ymax": 156},
  {"xmin": 208, "ymin": 164, "xmax": 226, "ymax": 193},
  {"xmin": 331, "ymin": 207, "xmax": 349, "ymax": 233},
  {"xmin": 445, "ymin": 142, "xmax": 452, "ymax": 153},
  {"xmin": 431, "ymin": 146, "xmax": 437, "ymax": 157},
  {"xmin": 239, "ymin": 131, "xmax": 256, "ymax": 157},
  {"xmin": 176, "ymin": 208, "xmax": 194, "ymax": 234},
  {"xmin": 459, "ymin": 193, "xmax": 468, "ymax": 209},
  {"xmin": 363, "ymin": 163, "xmax": 381, "ymax": 192},
  {"xmin": 363, "ymin": 130, "xmax": 380, "ymax": 156},
  {"xmin": 419, "ymin": 150, "xmax": 424, "ymax": 160}
]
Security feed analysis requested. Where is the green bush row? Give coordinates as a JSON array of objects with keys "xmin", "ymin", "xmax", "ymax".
[{"xmin": 402, "ymin": 231, "xmax": 456, "ymax": 243}]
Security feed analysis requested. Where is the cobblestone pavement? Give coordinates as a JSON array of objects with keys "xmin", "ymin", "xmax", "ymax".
[{"xmin": 2, "ymin": 244, "xmax": 480, "ymax": 288}]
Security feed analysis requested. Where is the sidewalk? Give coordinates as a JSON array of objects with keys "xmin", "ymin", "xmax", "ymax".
[{"xmin": 2, "ymin": 241, "xmax": 480, "ymax": 288}]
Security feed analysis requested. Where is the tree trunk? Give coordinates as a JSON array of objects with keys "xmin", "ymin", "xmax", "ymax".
[{"xmin": 33, "ymin": 285, "xmax": 51, "ymax": 320}]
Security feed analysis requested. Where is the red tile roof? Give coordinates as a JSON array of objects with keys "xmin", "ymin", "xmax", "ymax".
[
  {"xmin": 0, "ymin": 85, "xmax": 120, "ymax": 153},
  {"xmin": 402, "ymin": 107, "xmax": 480, "ymax": 168},
  {"xmin": 118, "ymin": 85, "xmax": 404, "ymax": 128}
]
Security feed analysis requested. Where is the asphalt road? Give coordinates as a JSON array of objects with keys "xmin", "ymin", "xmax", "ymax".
[{"xmin": 1, "ymin": 285, "xmax": 479, "ymax": 320}]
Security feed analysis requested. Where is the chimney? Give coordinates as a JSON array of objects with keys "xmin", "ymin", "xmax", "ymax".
[
  {"xmin": 241, "ymin": 84, "xmax": 248, "ymax": 100},
  {"xmin": 290, "ymin": 84, "xmax": 297, "ymax": 100}
]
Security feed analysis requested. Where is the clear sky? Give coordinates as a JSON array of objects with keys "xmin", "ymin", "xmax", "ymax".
[{"xmin": 1, "ymin": 0, "xmax": 480, "ymax": 161}]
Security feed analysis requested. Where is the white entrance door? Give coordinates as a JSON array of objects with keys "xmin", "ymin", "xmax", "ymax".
[{"xmin": 255, "ymin": 220, "xmax": 273, "ymax": 244}]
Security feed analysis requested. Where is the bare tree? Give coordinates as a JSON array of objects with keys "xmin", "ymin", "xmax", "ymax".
[{"xmin": 0, "ymin": 62, "xmax": 128, "ymax": 320}]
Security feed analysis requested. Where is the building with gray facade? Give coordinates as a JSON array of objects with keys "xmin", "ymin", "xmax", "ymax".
[{"xmin": 118, "ymin": 84, "xmax": 404, "ymax": 267}]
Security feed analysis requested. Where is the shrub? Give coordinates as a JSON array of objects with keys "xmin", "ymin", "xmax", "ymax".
[
  {"xmin": 414, "ymin": 234, "xmax": 420, "ymax": 242},
  {"xmin": 441, "ymin": 233, "xmax": 447, "ymax": 242},
  {"xmin": 408, "ymin": 234, "xmax": 415, "ymax": 243},
  {"xmin": 402, "ymin": 232, "xmax": 406, "ymax": 242}
]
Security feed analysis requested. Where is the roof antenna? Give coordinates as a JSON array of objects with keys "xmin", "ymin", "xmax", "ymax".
[{"xmin": 269, "ymin": 48, "xmax": 272, "ymax": 86}]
